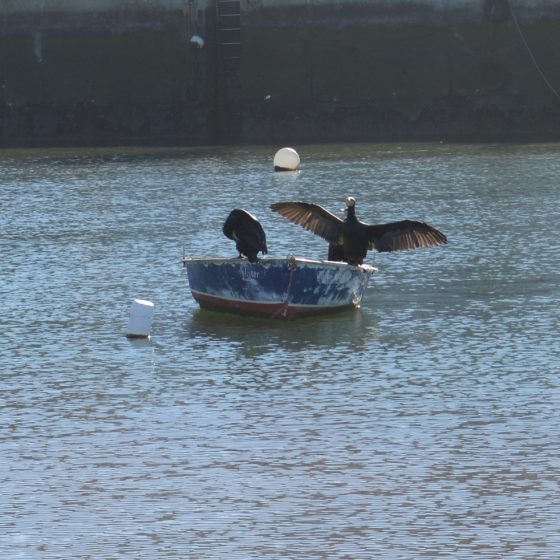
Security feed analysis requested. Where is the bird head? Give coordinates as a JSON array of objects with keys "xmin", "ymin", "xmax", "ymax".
[{"xmin": 343, "ymin": 196, "xmax": 356, "ymax": 213}]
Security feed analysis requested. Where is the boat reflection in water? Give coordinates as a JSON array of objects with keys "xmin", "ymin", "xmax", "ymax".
[{"xmin": 183, "ymin": 256, "xmax": 376, "ymax": 319}]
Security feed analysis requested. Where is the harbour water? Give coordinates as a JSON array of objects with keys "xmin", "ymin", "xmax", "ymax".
[{"xmin": 1, "ymin": 142, "xmax": 559, "ymax": 558}]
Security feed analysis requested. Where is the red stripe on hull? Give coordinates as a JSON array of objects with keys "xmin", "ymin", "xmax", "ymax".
[{"xmin": 191, "ymin": 291, "xmax": 355, "ymax": 319}]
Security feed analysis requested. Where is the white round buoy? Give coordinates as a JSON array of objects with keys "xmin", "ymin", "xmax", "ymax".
[
  {"xmin": 273, "ymin": 147, "xmax": 300, "ymax": 172},
  {"xmin": 126, "ymin": 299, "xmax": 154, "ymax": 339}
]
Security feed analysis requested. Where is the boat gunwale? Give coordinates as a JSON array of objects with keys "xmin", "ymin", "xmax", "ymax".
[{"xmin": 182, "ymin": 256, "xmax": 377, "ymax": 274}]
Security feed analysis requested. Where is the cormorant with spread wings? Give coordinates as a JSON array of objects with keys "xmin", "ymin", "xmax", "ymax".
[{"xmin": 271, "ymin": 197, "xmax": 447, "ymax": 265}]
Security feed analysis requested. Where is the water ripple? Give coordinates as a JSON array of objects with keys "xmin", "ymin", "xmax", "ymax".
[{"xmin": 1, "ymin": 143, "xmax": 559, "ymax": 558}]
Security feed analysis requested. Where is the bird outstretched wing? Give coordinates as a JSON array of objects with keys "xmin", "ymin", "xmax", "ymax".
[
  {"xmin": 270, "ymin": 202, "xmax": 344, "ymax": 244},
  {"xmin": 366, "ymin": 220, "xmax": 447, "ymax": 252}
]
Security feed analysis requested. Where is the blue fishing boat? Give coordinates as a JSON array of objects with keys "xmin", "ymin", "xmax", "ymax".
[{"xmin": 183, "ymin": 256, "xmax": 376, "ymax": 319}]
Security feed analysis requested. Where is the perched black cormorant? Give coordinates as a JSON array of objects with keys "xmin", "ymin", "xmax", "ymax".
[
  {"xmin": 271, "ymin": 197, "xmax": 447, "ymax": 265},
  {"xmin": 223, "ymin": 209, "xmax": 268, "ymax": 263}
]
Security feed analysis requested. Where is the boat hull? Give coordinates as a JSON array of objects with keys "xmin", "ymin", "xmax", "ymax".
[{"xmin": 183, "ymin": 257, "xmax": 375, "ymax": 319}]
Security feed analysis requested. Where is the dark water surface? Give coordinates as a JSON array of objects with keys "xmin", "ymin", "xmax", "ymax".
[{"xmin": 1, "ymin": 143, "xmax": 559, "ymax": 558}]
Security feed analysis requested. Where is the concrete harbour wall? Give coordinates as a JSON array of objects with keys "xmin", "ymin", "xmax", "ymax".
[
  {"xmin": 242, "ymin": 0, "xmax": 560, "ymax": 142},
  {"xmin": 0, "ymin": 0, "xmax": 217, "ymax": 146},
  {"xmin": 2, "ymin": 0, "xmax": 560, "ymax": 146}
]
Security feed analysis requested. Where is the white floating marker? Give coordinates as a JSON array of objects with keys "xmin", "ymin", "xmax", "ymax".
[
  {"xmin": 273, "ymin": 147, "xmax": 300, "ymax": 172},
  {"xmin": 126, "ymin": 299, "xmax": 154, "ymax": 339}
]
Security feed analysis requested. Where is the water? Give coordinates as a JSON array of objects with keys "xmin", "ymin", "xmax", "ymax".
[{"xmin": 1, "ymin": 142, "xmax": 559, "ymax": 558}]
